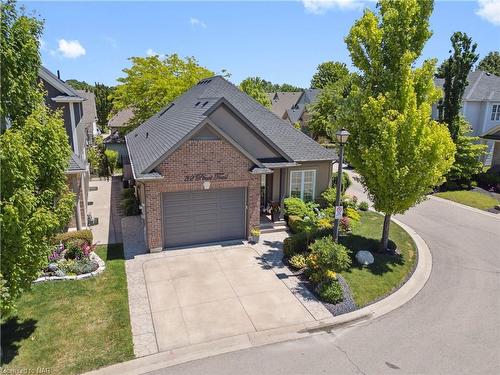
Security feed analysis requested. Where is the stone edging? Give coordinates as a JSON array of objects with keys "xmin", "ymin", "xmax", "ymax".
[{"xmin": 33, "ymin": 252, "xmax": 106, "ymax": 283}]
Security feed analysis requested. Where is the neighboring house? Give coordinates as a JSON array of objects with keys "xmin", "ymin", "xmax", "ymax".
[
  {"xmin": 433, "ymin": 70, "xmax": 500, "ymax": 166},
  {"xmin": 126, "ymin": 76, "xmax": 334, "ymax": 252},
  {"xmin": 108, "ymin": 107, "xmax": 134, "ymax": 134},
  {"xmin": 76, "ymin": 89, "xmax": 99, "ymax": 145},
  {"xmin": 268, "ymin": 89, "xmax": 321, "ymax": 133},
  {"xmin": 38, "ymin": 66, "xmax": 92, "ymax": 230}
]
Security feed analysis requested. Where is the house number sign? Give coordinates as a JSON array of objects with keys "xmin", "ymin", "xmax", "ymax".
[{"xmin": 184, "ymin": 173, "xmax": 229, "ymax": 182}]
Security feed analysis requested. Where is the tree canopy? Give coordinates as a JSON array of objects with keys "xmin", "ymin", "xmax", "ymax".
[
  {"xmin": 310, "ymin": 61, "xmax": 350, "ymax": 89},
  {"xmin": 239, "ymin": 77, "xmax": 272, "ymax": 108},
  {"xmin": 477, "ymin": 51, "xmax": 500, "ymax": 77},
  {"xmin": 438, "ymin": 32, "xmax": 485, "ymax": 188},
  {"xmin": 111, "ymin": 54, "xmax": 214, "ymax": 131},
  {"xmin": 343, "ymin": 0, "xmax": 455, "ymax": 250},
  {"xmin": 0, "ymin": 0, "xmax": 44, "ymax": 130}
]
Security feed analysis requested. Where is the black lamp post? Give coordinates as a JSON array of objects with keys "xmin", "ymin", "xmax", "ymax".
[{"xmin": 333, "ymin": 128, "xmax": 350, "ymax": 242}]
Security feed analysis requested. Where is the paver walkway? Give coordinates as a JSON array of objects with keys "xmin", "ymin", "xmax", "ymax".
[{"xmin": 87, "ymin": 176, "xmax": 124, "ymax": 244}]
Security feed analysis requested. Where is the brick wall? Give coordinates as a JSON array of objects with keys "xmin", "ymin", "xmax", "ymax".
[
  {"xmin": 143, "ymin": 139, "xmax": 261, "ymax": 251},
  {"xmin": 66, "ymin": 174, "xmax": 86, "ymax": 229}
]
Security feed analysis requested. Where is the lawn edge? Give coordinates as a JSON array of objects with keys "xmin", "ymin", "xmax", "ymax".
[{"xmin": 429, "ymin": 195, "xmax": 500, "ymax": 219}]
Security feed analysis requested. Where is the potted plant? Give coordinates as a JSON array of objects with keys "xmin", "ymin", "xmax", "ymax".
[
  {"xmin": 249, "ymin": 227, "xmax": 260, "ymax": 244},
  {"xmin": 271, "ymin": 201, "xmax": 281, "ymax": 222}
]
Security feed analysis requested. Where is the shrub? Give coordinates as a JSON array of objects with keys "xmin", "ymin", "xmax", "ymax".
[
  {"xmin": 104, "ymin": 149, "xmax": 119, "ymax": 175},
  {"xmin": 121, "ymin": 188, "xmax": 140, "ymax": 216},
  {"xmin": 52, "ymin": 230, "xmax": 93, "ymax": 246},
  {"xmin": 65, "ymin": 243, "xmax": 85, "ymax": 260},
  {"xmin": 284, "ymin": 197, "xmax": 315, "ymax": 218},
  {"xmin": 308, "ymin": 236, "xmax": 351, "ymax": 273},
  {"xmin": 345, "ymin": 207, "xmax": 361, "ymax": 224},
  {"xmin": 340, "ymin": 216, "xmax": 351, "ymax": 232},
  {"xmin": 60, "ymin": 258, "xmax": 99, "ymax": 275},
  {"xmin": 284, "ymin": 232, "xmax": 308, "ymax": 258},
  {"xmin": 319, "ymin": 281, "xmax": 344, "ymax": 304},
  {"xmin": 320, "ymin": 187, "xmax": 337, "ymax": 207},
  {"xmin": 475, "ymin": 166, "xmax": 500, "ymax": 193},
  {"xmin": 317, "ymin": 217, "xmax": 332, "ymax": 230},
  {"xmin": 332, "ymin": 171, "xmax": 352, "ymax": 194},
  {"xmin": 250, "ymin": 227, "xmax": 260, "ymax": 237},
  {"xmin": 287, "ymin": 215, "xmax": 304, "ymax": 234},
  {"xmin": 289, "ymin": 254, "xmax": 307, "ymax": 269},
  {"xmin": 341, "ymin": 194, "xmax": 358, "ymax": 210},
  {"xmin": 358, "ymin": 201, "xmax": 369, "ymax": 211}
]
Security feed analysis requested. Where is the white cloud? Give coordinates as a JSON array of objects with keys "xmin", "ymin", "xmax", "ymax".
[
  {"xmin": 302, "ymin": 0, "xmax": 364, "ymax": 14},
  {"xmin": 146, "ymin": 48, "xmax": 165, "ymax": 58},
  {"xmin": 189, "ymin": 17, "xmax": 207, "ymax": 28},
  {"xmin": 57, "ymin": 39, "xmax": 86, "ymax": 58},
  {"xmin": 39, "ymin": 38, "xmax": 46, "ymax": 50},
  {"xmin": 476, "ymin": 0, "xmax": 500, "ymax": 26}
]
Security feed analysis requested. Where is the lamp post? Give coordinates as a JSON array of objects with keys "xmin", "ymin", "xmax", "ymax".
[{"xmin": 332, "ymin": 128, "xmax": 350, "ymax": 242}]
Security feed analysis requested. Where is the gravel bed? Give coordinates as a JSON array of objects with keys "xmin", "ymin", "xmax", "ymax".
[{"xmin": 320, "ymin": 275, "xmax": 357, "ymax": 316}]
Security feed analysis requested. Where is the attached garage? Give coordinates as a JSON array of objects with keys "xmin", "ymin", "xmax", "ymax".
[{"xmin": 162, "ymin": 188, "xmax": 246, "ymax": 248}]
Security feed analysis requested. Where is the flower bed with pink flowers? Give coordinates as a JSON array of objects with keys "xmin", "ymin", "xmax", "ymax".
[{"xmin": 34, "ymin": 240, "xmax": 106, "ymax": 283}]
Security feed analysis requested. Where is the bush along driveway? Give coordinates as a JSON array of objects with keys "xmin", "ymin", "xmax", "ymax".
[
  {"xmin": 0, "ymin": 244, "xmax": 134, "ymax": 374},
  {"xmin": 283, "ymin": 195, "xmax": 417, "ymax": 311}
]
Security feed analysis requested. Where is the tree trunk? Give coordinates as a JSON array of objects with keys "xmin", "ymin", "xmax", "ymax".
[{"xmin": 380, "ymin": 213, "xmax": 391, "ymax": 252}]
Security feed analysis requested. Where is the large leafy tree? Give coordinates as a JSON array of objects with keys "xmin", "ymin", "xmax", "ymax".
[
  {"xmin": 112, "ymin": 54, "xmax": 213, "ymax": 131},
  {"xmin": 1, "ymin": 104, "xmax": 75, "ymax": 314},
  {"xmin": 66, "ymin": 79, "xmax": 93, "ymax": 91},
  {"xmin": 438, "ymin": 32, "xmax": 485, "ymax": 188},
  {"xmin": 438, "ymin": 32, "xmax": 478, "ymax": 140},
  {"xmin": 477, "ymin": 51, "xmax": 500, "ymax": 76},
  {"xmin": 310, "ymin": 61, "xmax": 350, "ymax": 89},
  {"xmin": 94, "ymin": 83, "xmax": 114, "ymax": 129},
  {"xmin": 343, "ymin": 0, "xmax": 456, "ymax": 250},
  {"xmin": 239, "ymin": 76, "xmax": 302, "ymax": 93},
  {"xmin": 308, "ymin": 72, "xmax": 357, "ymax": 140},
  {"xmin": 0, "ymin": 0, "xmax": 44, "ymax": 130},
  {"xmin": 239, "ymin": 77, "xmax": 272, "ymax": 108}
]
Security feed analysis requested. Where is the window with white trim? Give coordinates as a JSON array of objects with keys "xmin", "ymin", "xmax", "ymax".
[
  {"xmin": 491, "ymin": 104, "xmax": 500, "ymax": 121},
  {"xmin": 290, "ymin": 170, "xmax": 316, "ymax": 201}
]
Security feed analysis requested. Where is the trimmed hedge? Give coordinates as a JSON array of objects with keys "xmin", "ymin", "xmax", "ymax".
[
  {"xmin": 52, "ymin": 230, "xmax": 93, "ymax": 245},
  {"xmin": 283, "ymin": 228, "xmax": 331, "ymax": 258}
]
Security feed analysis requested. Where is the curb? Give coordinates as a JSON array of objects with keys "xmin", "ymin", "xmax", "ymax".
[
  {"xmin": 85, "ymin": 219, "xmax": 432, "ymax": 375},
  {"xmin": 429, "ymin": 195, "xmax": 500, "ymax": 219}
]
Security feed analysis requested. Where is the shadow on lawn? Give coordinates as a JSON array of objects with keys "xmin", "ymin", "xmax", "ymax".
[
  {"xmin": 340, "ymin": 233, "xmax": 405, "ymax": 275},
  {"xmin": 1, "ymin": 317, "xmax": 37, "ymax": 364},
  {"xmin": 104, "ymin": 243, "xmax": 125, "ymax": 261}
]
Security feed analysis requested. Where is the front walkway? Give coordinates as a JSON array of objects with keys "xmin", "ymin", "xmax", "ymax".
[
  {"xmin": 122, "ymin": 221, "xmax": 332, "ymax": 358},
  {"xmin": 87, "ymin": 176, "xmax": 124, "ymax": 244}
]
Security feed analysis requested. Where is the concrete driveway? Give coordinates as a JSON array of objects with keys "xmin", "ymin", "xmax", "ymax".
[{"xmin": 140, "ymin": 246, "xmax": 315, "ymax": 352}]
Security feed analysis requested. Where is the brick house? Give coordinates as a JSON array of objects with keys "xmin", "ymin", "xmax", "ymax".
[{"xmin": 126, "ymin": 76, "xmax": 335, "ymax": 252}]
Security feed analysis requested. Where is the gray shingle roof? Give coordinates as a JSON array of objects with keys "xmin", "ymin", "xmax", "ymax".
[
  {"xmin": 109, "ymin": 107, "xmax": 135, "ymax": 128},
  {"xmin": 76, "ymin": 90, "xmax": 97, "ymax": 128},
  {"xmin": 434, "ymin": 70, "xmax": 500, "ymax": 101},
  {"xmin": 67, "ymin": 152, "xmax": 86, "ymax": 173},
  {"xmin": 39, "ymin": 66, "xmax": 81, "ymax": 97},
  {"xmin": 267, "ymin": 92, "xmax": 302, "ymax": 118},
  {"xmin": 126, "ymin": 76, "xmax": 334, "ymax": 178}
]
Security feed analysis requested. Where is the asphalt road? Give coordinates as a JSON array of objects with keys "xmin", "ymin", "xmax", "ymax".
[{"xmin": 148, "ymin": 194, "xmax": 500, "ymax": 375}]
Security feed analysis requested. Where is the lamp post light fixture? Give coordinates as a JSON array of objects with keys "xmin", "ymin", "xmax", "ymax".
[{"xmin": 333, "ymin": 128, "xmax": 350, "ymax": 242}]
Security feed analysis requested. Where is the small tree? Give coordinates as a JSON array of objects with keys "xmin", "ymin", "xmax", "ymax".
[
  {"xmin": 310, "ymin": 61, "xmax": 350, "ymax": 89},
  {"xmin": 477, "ymin": 51, "xmax": 500, "ymax": 77},
  {"xmin": 94, "ymin": 82, "xmax": 114, "ymax": 130},
  {"xmin": 105, "ymin": 149, "xmax": 119, "ymax": 175},
  {"xmin": 239, "ymin": 77, "xmax": 272, "ymax": 108},
  {"xmin": 1, "ymin": 0, "xmax": 44, "ymax": 130},
  {"xmin": 343, "ymin": 0, "xmax": 456, "ymax": 251},
  {"xmin": 0, "ymin": 104, "xmax": 74, "ymax": 314}
]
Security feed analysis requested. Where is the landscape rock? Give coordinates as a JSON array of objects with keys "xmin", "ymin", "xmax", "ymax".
[{"xmin": 356, "ymin": 250, "xmax": 374, "ymax": 266}]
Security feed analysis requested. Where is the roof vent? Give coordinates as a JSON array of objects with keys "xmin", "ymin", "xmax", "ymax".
[
  {"xmin": 273, "ymin": 93, "xmax": 279, "ymax": 101},
  {"xmin": 145, "ymin": 132, "xmax": 149, "ymax": 139},
  {"xmin": 159, "ymin": 103, "xmax": 174, "ymax": 116},
  {"xmin": 194, "ymin": 101, "xmax": 200, "ymax": 107},
  {"xmin": 202, "ymin": 101, "xmax": 209, "ymax": 107}
]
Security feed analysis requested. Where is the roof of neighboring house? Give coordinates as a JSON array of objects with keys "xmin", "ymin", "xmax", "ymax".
[
  {"xmin": 67, "ymin": 152, "xmax": 87, "ymax": 173},
  {"xmin": 434, "ymin": 70, "xmax": 500, "ymax": 101},
  {"xmin": 39, "ymin": 66, "xmax": 83, "ymax": 99},
  {"xmin": 76, "ymin": 90, "xmax": 97, "ymax": 128},
  {"xmin": 284, "ymin": 88, "xmax": 322, "ymax": 124},
  {"xmin": 481, "ymin": 124, "xmax": 500, "ymax": 140},
  {"xmin": 108, "ymin": 107, "xmax": 135, "ymax": 129},
  {"xmin": 267, "ymin": 92, "xmax": 302, "ymax": 118},
  {"xmin": 126, "ymin": 76, "xmax": 334, "ymax": 179}
]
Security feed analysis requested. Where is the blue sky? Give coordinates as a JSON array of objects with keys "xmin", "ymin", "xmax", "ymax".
[{"xmin": 23, "ymin": 1, "xmax": 500, "ymax": 88}]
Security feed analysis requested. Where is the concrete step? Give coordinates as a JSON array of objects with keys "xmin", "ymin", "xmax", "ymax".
[
  {"xmin": 259, "ymin": 220, "xmax": 286, "ymax": 229},
  {"xmin": 260, "ymin": 225, "xmax": 288, "ymax": 234}
]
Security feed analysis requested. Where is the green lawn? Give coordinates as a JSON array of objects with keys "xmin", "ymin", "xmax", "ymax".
[
  {"xmin": 434, "ymin": 190, "xmax": 499, "ymax": 211},
  {"xmin": 340, "ymin": 211, "xmax": 417, "ymax": 307},
  {"xmin": 1, "ymin": 244, "xmax": 134, "ymax": 374}
]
